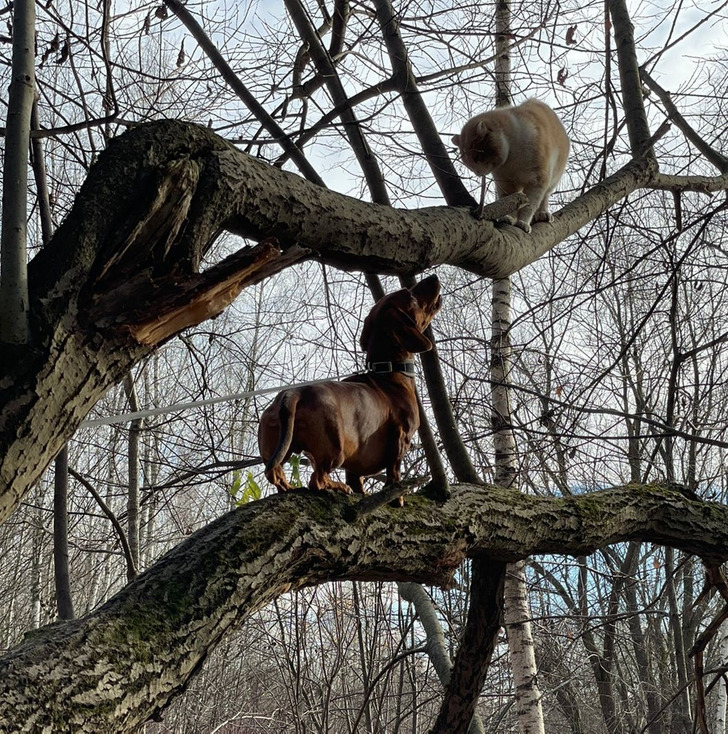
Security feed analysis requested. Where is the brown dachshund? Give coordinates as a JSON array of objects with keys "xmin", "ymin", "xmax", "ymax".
[{"xmin": 258, "ymin": 275, "xmax": 441, "ymax": 495}]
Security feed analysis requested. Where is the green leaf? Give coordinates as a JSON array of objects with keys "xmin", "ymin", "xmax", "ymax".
[
  {"xmin": 227, "ymin": 469, "xmax": 243, "ymax": 498},
  {"xmin": 290, "ymin": 454, "xmax": 303, "ymax": 488},
  {"xmin": 241, "ymin": 471, "xmax": 262, "ymax": 503}
]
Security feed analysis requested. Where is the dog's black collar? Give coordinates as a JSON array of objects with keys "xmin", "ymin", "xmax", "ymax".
[{"xmin": 366, "ymin": 360, "xmax": 416, "ymax": 377}]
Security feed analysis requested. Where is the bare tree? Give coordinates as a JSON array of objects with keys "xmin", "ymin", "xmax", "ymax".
[
  {"xmin": 0, "ymin": 0, "xmax": 727, "ymax": 731},
  {"xmin": 0, "ymin": 0, "xmax": 35, "ymax": 343}
]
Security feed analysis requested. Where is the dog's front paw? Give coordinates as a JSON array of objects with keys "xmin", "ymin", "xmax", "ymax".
[{"xmin": 328, "ymin": 481, "xmax": 353, "ymax": 494}]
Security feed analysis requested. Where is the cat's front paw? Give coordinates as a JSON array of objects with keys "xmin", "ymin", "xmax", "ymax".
[
  {"xmin": 533, "ymin": 210, "xmax": 554, "ymax": 223},
  {"xmin": 515, "ymin": 219, "xmax": 532, "ymax": 233},
  {"xmin": 497, "ymin": 214, "xmax": 517, "ymax": 226}
]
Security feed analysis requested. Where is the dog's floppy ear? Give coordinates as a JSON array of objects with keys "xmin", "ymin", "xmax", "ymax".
[
  {"xmin": 360, "ymin": 309, "xmax": 374, "ymax": 351},
  {"xmin": 389, "ymin": 309, "xmax": 432, "ymax": 353}
]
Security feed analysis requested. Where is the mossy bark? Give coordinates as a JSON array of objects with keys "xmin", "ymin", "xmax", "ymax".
[{"xmin": 0, "ymin": 483, "xmax": 726, "ymax": 732}]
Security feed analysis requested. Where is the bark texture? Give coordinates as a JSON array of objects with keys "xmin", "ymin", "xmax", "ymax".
[{"xmin": 0, "ymin": 483, "xmax": 727, "ymax": 732}]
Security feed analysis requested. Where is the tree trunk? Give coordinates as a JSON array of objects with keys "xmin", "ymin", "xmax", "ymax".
[
  {"xmin": 0, "ymin": 0, "xmax": 35, "ymax": 343},
  {"xmin": 504, "ymin": 560, "xmax": 544, "ymax": 734},
  {"xmin": 53, "ymin": 446, "xmax": 74, "ymax": 620},
  {"xmin": 666, "ymin": 548, "xmax": 693, "ymax": 733},
  {"xmin": 712, "ymin": 623, "xmax": 728, "ymax": 734},
  {"xmin": 430, "ymin": 560, "xmax": 506, "ymax": 734},
  {"xmin": 30, "ymin": 504, "xmax": 44, "ymax": 631},
  {"xmin": 490, "ymin": 2, "xmax": 546, "ymax": 725},
  {"xmin": 123, "ymin": 372, "xmax": 142, "ymax": 577},
  {"xmin": 398, "ymin": 582, "xmax": 486, "ymax": 734},
  {"xmin": 492, "ymin": 276, "xmax": 545, "ymax": 734}
]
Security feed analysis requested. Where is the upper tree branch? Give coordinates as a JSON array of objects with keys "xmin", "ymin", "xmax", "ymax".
[
  {"xmin": 373, "ymin": 0, "xmax": 474, "ymax": 208},
  {"xmin": 284, "ymin": 0, "xmax": 391, "ymax": 204},
  {"xmin": 608, "ymin": 0, "xmax": 657, "ymax": 164},
  {"xmin": 162, "ymin": 0, "xmax": 324, "ymax": 186}
]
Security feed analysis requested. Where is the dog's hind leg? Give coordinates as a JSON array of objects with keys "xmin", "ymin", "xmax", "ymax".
[
  {"xmin": 265, "ymin": 464, "xmax": 295, "ymax": 493},
  {"xmin": 308, "ymin": 453, "xmax": 351, "ymax": 494}
]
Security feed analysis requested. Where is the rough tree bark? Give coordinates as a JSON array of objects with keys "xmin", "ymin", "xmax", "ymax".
[{"xmin": 0, "ymin": 483, "xmax": 726, "ymax": 732}]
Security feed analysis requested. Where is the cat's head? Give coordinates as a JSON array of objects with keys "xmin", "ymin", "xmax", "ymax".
[{"xmin": 452, "ymin": 118, "xmax": 508, "ymax": 175}]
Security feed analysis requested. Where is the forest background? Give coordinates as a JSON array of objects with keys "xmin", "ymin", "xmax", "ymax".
[{"xmin": 0, "ymin": 0, "xmax": 728, "ymax": 731}]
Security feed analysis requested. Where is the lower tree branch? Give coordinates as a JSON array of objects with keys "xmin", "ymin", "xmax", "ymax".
[{"xmin": 0, "ymin": 483, "xmax": 727, "ymax": 731}]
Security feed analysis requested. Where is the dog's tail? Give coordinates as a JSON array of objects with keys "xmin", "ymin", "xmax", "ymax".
[{"xmin": 265, "ymin": 391, "xmax": 300, "ymax": 471}]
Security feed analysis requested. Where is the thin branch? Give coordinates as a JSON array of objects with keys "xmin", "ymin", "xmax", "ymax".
[
  {"xmin": 344, "ymin": 476, "xmax": 428, "ymax": 520},
  {"xmin": 651, "ymin": 172, "xmax": 728, "ymax": 194},
  {"xmin": 69, "ymin": 466, "xmax": 137, "ymax": 580},
  {"xmin": 276, "ymin": 77, "xmax": 400, "ymax": 167},
  {"xmin": 162, "ymin": 0, "xmax": 324, "ymax": 186},
  {"xmin": 284, "ymin": 0, "xmax": 390, "ymax": 204},
  {"xmin": 641, "ymin": 66, "xmax": 728, "ymax": 174},
  {"xmin": 349, "ymin": 646, "xmax": 428, "ymax": 732},
  {"xmin": 372, "ymin": 0, "xmax": 473, "ymax": 207}
]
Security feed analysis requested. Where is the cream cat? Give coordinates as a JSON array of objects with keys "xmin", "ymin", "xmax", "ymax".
[{"xmin": 452, "ymin": 99, "xmax": 569, "ymax": 232}]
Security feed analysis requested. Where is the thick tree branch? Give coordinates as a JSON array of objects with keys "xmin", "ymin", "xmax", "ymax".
[
  {"xmin": 431, "ymin": 561, "xmax": 506, "ymax": 734},
  {"xmin": 608, "ymin": 0, "xmax": 656, "ymax": 162},
  {"xmin": 0, "ymin": 123, "xmax": 300, "ymax": 524},
  {"xmin": 0, "ymin": 483, "xmax": 726, "ymax": 731}
]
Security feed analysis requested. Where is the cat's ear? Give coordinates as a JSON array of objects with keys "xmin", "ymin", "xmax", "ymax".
[
  {"xmin": 451, "ymin": 134, "xmax": 460, "ymax": 145},
  {"xmin": 475, "ymin": 120, "xmax": 489, "ymax": 137}
]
